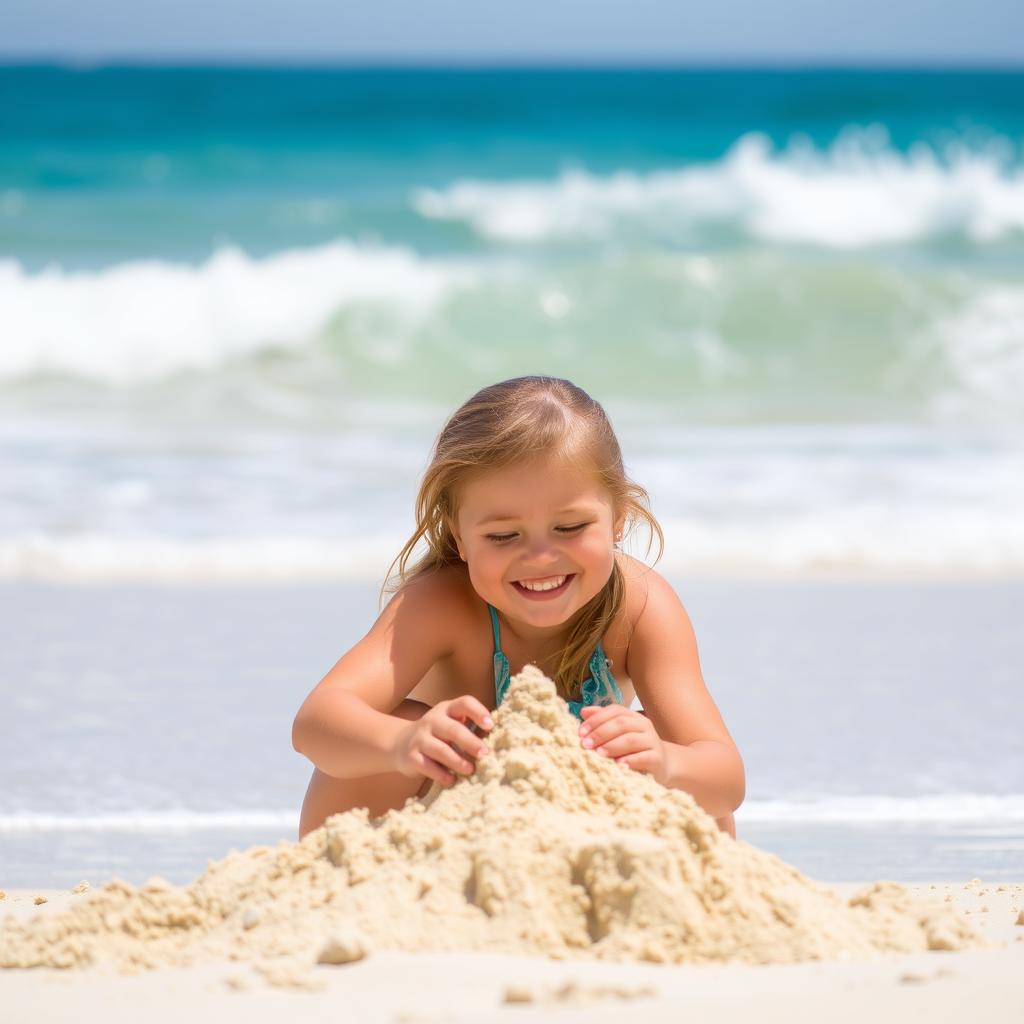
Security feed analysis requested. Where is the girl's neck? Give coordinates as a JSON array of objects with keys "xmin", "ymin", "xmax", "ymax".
[{"xmin": 491, "ymin": 602, "xmax": 576, "ymax": 652}]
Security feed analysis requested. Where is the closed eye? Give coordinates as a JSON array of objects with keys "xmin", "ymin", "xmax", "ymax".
[{"xmin": 484, "ymin": 523, "xmax": 589, "ymax": 544}]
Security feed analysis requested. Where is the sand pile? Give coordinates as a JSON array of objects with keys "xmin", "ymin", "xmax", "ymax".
[{"xmin": 0, "ymin": 666, "xmax": 989, "ymax": 972}]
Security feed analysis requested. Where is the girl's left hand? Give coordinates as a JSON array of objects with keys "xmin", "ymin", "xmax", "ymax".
[{"xmin": 578, "ymin": 705, "xmax": 669, "ymax": 786}]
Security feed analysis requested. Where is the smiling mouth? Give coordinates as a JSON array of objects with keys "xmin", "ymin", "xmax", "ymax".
[{"xmin": 512, "ymin": 573, "xmax": 575, "ymax": 595}]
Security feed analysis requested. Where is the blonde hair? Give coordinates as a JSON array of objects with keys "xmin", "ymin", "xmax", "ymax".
[{"xmin": 382, "ymin": 376, "xmax": 664, "ymax": 703}]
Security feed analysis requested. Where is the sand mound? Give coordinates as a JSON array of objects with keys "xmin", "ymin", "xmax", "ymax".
[{"xmin": 0, "ymin": 666, "xmax": 989, "ymax": 972}]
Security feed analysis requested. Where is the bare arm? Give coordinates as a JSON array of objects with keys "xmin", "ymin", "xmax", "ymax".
[
  {"xmin": 624, "ymin": 569, "xmax": 746, "ymax": 819},
  {"xmin": 659, "ymin": 740, "xmax": 744, "ymax": 819},
  {"xmin": 292, "ymin": 575, "xmax": 459, "ymax": 779},
  {"xmin": 293, "ymin": 691, "xmax": 410, "ymax": 779}
]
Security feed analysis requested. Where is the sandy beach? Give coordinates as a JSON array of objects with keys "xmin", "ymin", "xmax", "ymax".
[
  {"xmin": 1, "ymin": 880, "xmax": 1021, "ymax": 1023},
  {"xmin": 3, "ymin": 660, "xmax": 1023, "ymax": 1022},
  {"xmin": 4, "ymin": 52, "xmax": 1024, "ymax": 1024}
]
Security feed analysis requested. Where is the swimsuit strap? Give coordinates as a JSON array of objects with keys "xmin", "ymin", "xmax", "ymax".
[
  {"xmin": 487, "ymin": 603, "xmax": 623, "ymax": 720},
  {"xmin": 566, "ymin": 640, "xmax": 624, "ymax": 719},
  {"xmin": 487, "ymin": 602, "xmax": 502, "ymax": 651},
  {"xmin": 488, "ymin": 604, "xmax": 512, "ymax": 707}
]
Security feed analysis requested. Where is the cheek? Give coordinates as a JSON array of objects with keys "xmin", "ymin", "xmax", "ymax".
[
  {"xmin": 467, "ymin": 544, "xmax": 505, "ymax": 583},
  {"xmin": 579, "ymin": 534, "xmax": 615, "ymax": 574}
]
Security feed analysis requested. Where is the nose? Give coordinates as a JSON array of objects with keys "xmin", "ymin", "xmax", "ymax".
[{"xmin": 522, "ymin": 533, "xmax": 560, "ymax": 565}]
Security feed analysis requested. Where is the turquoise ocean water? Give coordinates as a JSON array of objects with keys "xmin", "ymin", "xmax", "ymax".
[
  {"xmin": 2, "ymin": 66, "xmax": 1024, "ymax": 581},
  {"xmin": 1, "ymin": 67, "xmax": 1022, "ymax": 884}
]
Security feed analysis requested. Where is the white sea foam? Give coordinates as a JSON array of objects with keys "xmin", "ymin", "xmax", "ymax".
[
  {"xmin": 0, "ymin": 534, "xmax": 404, "ymax": 583},
  {"xmin": 926, "ymin": 285, "xmax": 1024, "ymax": 422},
  {"xmin": 0, "ymin": 240, "xmax": 466, "ymax": 384},
  {"xmin": 1, "ymin": 506, "xmax": 1022, "ymax": 584},
  {"xmin": 1, "ymin": 795, "xmax": 1021, "ymax": 831},
  {"xmin": 1, "ymin": 418, "xmax": 1020, "ymax": 581},
  {"xmin": 0, "ymin": 811, "xmax": 296, "ymax": 832},
  {"xmin": 652, "ymin": 508, "xmax": 1024, "ymax": 578},
  {"xmin": 738, "ymin": 794, "xmax": 1024, "ymax": 825},
  {"xmin": 2, "ymin": 221, "xmax": 1022, "ymax": 429},
  {"xmin": 412, "ymin": 127, "xmax": 1024, "ymax": 248}
]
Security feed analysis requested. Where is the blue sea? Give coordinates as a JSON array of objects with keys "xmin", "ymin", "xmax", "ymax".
[
  {"xmin": 2, "ymin": 66, "xmax": 1024, "ymax": 580},
  {"xmin": 1, "ymin": 67, "xmax": 1023, "ymax": 886}
]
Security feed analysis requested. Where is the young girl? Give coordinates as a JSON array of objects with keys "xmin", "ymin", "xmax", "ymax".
[{"xmin": 293, "ymin": 376, "xmax": 744, "ymax": 840}]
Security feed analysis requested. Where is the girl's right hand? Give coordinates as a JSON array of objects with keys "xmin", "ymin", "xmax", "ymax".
[{"xmin": 391, "ymin": 696, "xmax": 494, "ymax": 787}]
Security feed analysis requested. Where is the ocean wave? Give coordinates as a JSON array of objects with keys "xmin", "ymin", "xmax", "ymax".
[
  {"xmin": 927, "ymin": 286, "xmax": 1024, "ymax": 420},
  {"xmin": 0, "ymin": 811, "xmax": 296, "ymax": 833},
  {"xmin": 412, "ymin": 126, "xmax": 1024, "ymax": 248},
  {"xmin": 2, "ymin": 234, "xmax": 1024, "ymax": 426},
  {"xmin": 0, "ymin": 534, "xmax": 405, "ymax": 583},
  {"xmin": 0, "ymin": 240, "xmax": 466, "ymax": 384},
  {"xmin": 2, "ymin": 511, "xmax": 1022, "ymax": 583},
  {"xmin": 652, "ymin": 504, "xmax": 1024, "ymax": 578},
  {"xmin": 1, "ymin": 795, "xmax": 1021, "ymax": 831},
  {"xmin": 738, "ymin": 794, "xmax": 1024, "ymax": 825}
]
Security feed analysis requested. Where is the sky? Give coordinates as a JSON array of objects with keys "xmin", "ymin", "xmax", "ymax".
[{"xmin": 1, "ymin": 0, "xmax": 1023, "ymax": 64}]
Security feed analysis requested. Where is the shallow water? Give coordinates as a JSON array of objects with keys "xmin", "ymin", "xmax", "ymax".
[{"xmin": 1, "ymin": 579, "xmax": 1020, "ymax": 887}]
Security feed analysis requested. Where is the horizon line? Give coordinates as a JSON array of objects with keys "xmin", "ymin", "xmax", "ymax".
[{"xmin": 1, "ymin": 55, "xmax": 1023, "ymax": 72}]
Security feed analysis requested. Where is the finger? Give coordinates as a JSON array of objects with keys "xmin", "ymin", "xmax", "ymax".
[
  {"xmin": 578, "ymin": 704, "xmax": 629, "ymax": 736},
  {"xmin": 616, "ymin": 750, "xmax": 655, "ymax": 772},
  {"xmin": 436, "ymin": 718, "xmax": 490, "ymax": 760},
  {"xmin": 424, "ymin": 736, "xmax": 476, "ymax": 776},
  {"xmin": 592, "ymin": 733, "xmax": 652, "ymax": 759},
  {"xmin": 581, "ymin": 716, "xmax": 647, "ymax": 749},
  {"xmin": 416, "ymin": 752, "xmax": 456, "ymax": 787},
  {"xmin": 450, "ymin": 695, "xmax": 496, "ymax": 733},
  {"xmin": 579, "ymin": 703, "xmax": 627, "ymax": 719},
  {"xmin": 579, "ymin": 702, "xmax": 627, "ymax": 720},
  {"xmin": 428, "ymin": 738, "xmax": 476, "ymax": 776}
]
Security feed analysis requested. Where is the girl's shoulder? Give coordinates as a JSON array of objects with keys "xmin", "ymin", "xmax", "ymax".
[
  {"xmin": 389, "ymin": 564, "xmax": 493, "ymax": 708},
  {"xmin": 375, "ymin": 564, "xmax": 486, "ymax": 677},
  {"xmin": 614, "ymin": 552, "xmax": 684, "ymax": 636},
  {"xmin": 387, "ymin": 563, "xmax": 480, "ymax": 630}
]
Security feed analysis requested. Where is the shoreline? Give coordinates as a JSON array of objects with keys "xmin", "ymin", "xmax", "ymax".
[
  {"xmin": 3, "ymin": 578, "xmax": 1022, "ymax": 888},
  {"xmin": 5, "ymin": 569, "xmax": 1024, "ymax": 586}
]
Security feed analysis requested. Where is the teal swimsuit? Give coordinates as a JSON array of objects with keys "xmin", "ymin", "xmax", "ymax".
[{"xmin": 487, "ymin": 603, "xmax": 624, "ymax": 720}]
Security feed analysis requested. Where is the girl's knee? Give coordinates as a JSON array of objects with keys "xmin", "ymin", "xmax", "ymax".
[{"xmin": 299, "ymin": 698, "xmax": 431, "ymax": 838}]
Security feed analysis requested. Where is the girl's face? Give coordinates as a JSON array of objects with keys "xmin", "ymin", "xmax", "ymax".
[{"xmin": 451, "ymin": 454, "xmax": 622, "ymax": 637}]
